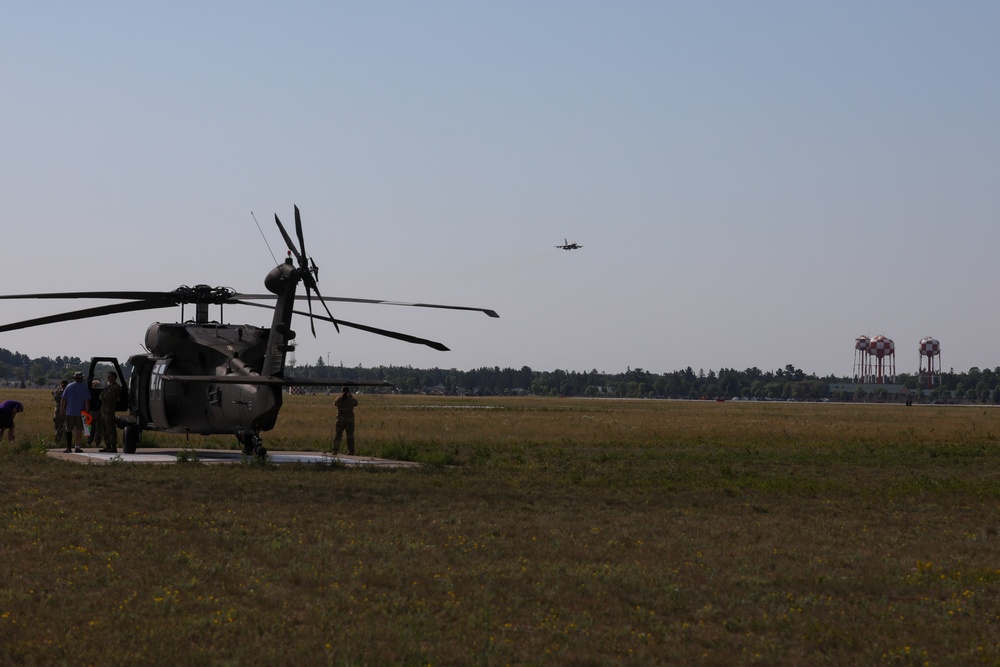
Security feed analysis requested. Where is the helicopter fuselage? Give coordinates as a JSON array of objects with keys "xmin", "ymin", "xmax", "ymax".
[{"xmin": 127, "ymin": 321, "xmax": 283, "ymax": 435}]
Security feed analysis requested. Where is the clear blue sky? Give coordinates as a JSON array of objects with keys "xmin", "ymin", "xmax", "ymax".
[{"xmin": 2, "ymin": 2, "xmax": 998, "ymax": 376}]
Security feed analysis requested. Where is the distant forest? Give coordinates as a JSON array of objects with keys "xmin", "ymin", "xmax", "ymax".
[{"xmin": 4, "ymin": 347, "xmax": 999, "ymax": 403}]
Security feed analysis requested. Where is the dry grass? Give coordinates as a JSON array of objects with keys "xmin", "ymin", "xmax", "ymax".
[{"xmin": 2, "ymin": 390, "xmax": 1000, "ymax": 665}]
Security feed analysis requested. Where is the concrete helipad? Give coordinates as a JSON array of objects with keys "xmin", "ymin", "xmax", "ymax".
[{"xmin": 47, "ymin": 448, "xmax": 419, "ymax": 467}]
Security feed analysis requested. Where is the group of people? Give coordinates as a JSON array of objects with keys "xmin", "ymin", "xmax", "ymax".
[
  {"xmin": 4, "ymin": 378, "xmax": 360, "ymax": 456},
  {"xmin": 52, "ymin": 370, "xmax": 123, "ymax": 453}
]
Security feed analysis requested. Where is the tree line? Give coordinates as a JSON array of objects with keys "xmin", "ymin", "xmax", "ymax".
[
  {"xmin": 3, "ymin": 347, "xmax": 1000, "ymax": 403},
  {"xmin": 0, "ymin": 350, "xmax": 85, "ymax": 388},
  {"xmin": 294, "ymin": 359, "xmax": 1000, "ymax": 403}
]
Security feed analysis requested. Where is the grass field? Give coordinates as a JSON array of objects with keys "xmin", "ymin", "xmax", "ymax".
[{"xmin": 3, "ymin": 390, "xmax": 1000, "ymax": 665}]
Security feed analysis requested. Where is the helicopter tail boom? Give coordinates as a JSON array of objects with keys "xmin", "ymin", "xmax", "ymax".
[{"xmin": 161, "ymin": 374, "xmax": 392, "ymax": 388}]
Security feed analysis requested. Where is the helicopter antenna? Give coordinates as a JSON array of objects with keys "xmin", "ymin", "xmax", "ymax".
[{"xmin": 251, "ymin": 211, "xmax": 279, "ymax": 265}]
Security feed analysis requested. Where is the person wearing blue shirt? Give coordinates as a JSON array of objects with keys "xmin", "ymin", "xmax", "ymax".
[{"xmin": 60, "ymin": 372, "xmax": 91, "ymax": 453}]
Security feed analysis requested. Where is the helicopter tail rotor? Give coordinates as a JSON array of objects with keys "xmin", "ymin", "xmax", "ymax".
[{"xmin": 274, "ymin": 206, "xmax": 340, "ymax": 335}]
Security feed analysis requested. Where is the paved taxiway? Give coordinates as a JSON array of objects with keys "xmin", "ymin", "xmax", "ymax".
[{"xmin": 47, "ymin": 448, "xmax": 419, "ymax": 467}]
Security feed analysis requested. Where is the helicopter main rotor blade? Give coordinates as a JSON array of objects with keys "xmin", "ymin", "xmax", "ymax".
[
  {"xmin": 309, "ymin": 283, "xmax": 340, "ymax": 333},
  {"xmin": 233, "ymin": 300, "xmax": 449, "ymax": 350},
  {"xmin": 0, "ymin": 299, "xmax": 178, "ymax": 333},
  {"xmin": 325, "ymin": 298, "xmax": 500, "ymax": 318},
  {"xmin": 301, "ymin": 281, "xmax": 344, "ymax": 335},
  {"xmin": 0, "ymin": 291, "xmax": 181, "ymax": 301},
  {"xmin": 233, "ymin": 293, "xmax": 499, "ymax": 318},
  {"xmin": 239, "ymin": 289, "xmax": 343, "ymax": 333},
  {"xmin": 309, "ymin": 314, "xmax": 449, "ymax": 351}
]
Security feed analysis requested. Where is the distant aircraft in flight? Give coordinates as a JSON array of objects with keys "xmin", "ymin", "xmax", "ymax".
[{"xmin": 555, "ymin": 239, "xmax": 583, "ymax": 250}]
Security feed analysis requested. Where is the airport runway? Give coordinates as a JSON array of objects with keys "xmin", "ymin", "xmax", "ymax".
[{"xmin": 46, "ymin": 448, "xmax": 419, "ymax": 467}]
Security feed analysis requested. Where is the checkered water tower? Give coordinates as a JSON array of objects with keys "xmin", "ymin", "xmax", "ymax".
[
  {"xmin": 853, "ymin": 335, "xmax": 871, "ymax": 382},
  {"xmin": 867, "ymin": 335, "xmax": 896, "ymax": 384},
  {"xmin": 855, "ymin": 335, "xmax": 895, "ymax": 384},
  {"xmin": 918, "ymin": 337, "xmax": 941, "ymax": 388}
]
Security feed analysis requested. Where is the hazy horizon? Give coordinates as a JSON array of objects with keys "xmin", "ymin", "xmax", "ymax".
[{"xmin": 4, "ymin": 3, "xmax": 998, "ymax": 377}]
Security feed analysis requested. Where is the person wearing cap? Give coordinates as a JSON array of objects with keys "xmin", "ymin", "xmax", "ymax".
[
  {"xmin": 60, "ymin": 372, "xmax": 91, "ymax": 453},
  {"xmin": 332, "ymin": 386, "xmax": 359, "ymax": 455},
  {"xmin": 0, "ymin": 400, "xmax": 24, "ymax": 442}
]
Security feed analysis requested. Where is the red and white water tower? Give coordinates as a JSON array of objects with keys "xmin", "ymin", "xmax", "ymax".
[
  {"xmin": 854, "ymin": 335, "xmax": 871, "ymax": 382},
  {"xmin": 854, "ymin": 335, "xmax": 896, "ymax": 383},
  {"xmin": 868, "ymin": 335, "xmax": 895, "ymax": 384},
  {"xmin": 918, "ymin": 337, "xmax": 941, "ymax": 388}
]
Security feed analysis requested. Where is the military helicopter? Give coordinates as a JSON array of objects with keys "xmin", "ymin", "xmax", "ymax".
[{"xmin": 0, "ymin": 206, "xmax": 499, "ymax": 455}]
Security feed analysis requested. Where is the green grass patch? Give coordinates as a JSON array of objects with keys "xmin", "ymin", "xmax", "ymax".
[{"xmin": 3, "ymin": 393, "xmax": 1000, "ymax": 664}]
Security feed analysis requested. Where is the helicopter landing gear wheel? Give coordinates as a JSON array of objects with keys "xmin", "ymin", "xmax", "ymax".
[
  {"xmin": 123, "ymin": 425, "xmax": 140, "ymax": 454},
  {"xmin": 237, "ymin": 430, "xmax": 264, "ymax": 457}
]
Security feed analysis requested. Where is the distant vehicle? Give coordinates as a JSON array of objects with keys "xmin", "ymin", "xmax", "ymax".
[{"xmin": 555, "ymin": 239, "xmax": 583, "ymax": 250}]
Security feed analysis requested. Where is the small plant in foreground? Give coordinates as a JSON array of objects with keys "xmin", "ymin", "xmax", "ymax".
[{"xmin": 176, "ymin": 448, "xmax": 201, "ymax": 464}]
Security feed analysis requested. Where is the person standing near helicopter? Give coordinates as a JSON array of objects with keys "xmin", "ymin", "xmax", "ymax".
[
  {"xmin": 87, "ymin": 379, "xmax": 103, "ymax": 448},
  {"xmin": 332, "ymin": 386, "xmax": 359, "ymax": 455},
  {"xmin": 98, "ymin": 371, "xmax": 122, "ymax": 453},
  {"xmin": 52, "ymin": 379, "xmax": 69, "ymax": 446},
  {"xmin": 0, "ymin": 400, "xmax": 24, "ymax": 442},
  {"xmin": 60, "ymin": 371, "xmax": 91, "ymax": 453}
]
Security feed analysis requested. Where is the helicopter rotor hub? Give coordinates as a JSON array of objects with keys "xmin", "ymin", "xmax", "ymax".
[{"xmin": 170, "ymin": 285, "xmax": 237, "ymax": 304}]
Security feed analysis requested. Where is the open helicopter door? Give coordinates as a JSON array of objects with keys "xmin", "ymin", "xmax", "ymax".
[
  {"xmin": 85, "ymin": 356, "xmax": 133, "ymax": 451},
  {"xmin": 85, "ymin": 357, "xmax": 131, "ymax": 412}
]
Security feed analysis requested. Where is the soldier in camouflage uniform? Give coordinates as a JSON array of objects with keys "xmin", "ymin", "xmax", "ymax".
[
  {"xmin": 98, "ymin": 372, "xmax": 122, "ymax": 453},
  {"xmin": 53, "ymin": 379, "xmax": 69, "ymax": 448},
  {"xmin": 332, "ymin": 386, "xmax": 359, "ymax": 455}
]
